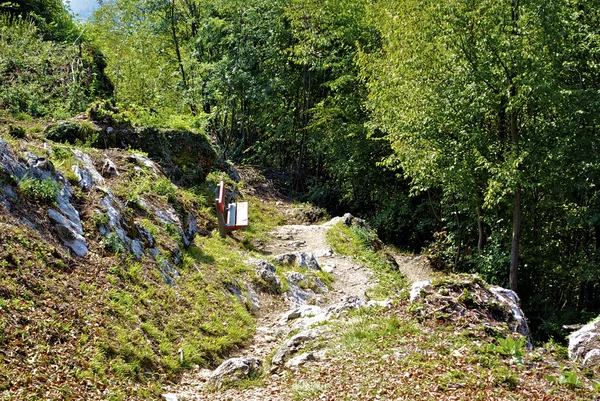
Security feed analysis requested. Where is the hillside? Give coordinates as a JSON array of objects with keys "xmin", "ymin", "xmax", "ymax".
[{"xmin": 0, "ymin": 115, "xmax": 598, "ymax": 400}]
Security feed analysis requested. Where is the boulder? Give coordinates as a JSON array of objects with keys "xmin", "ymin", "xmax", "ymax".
[
  {"xmin": 255, "ymin": 260, "xmax": 282, "ymax": 293},
  {"xmin": 101, "ymin": 158, "xmax": 119, "ymax": 177},
  {"xmin": 408, "ymin": 276, "xmax": 531, "ymax": 345},
  {"xmin": 182, "ymin": 212, "xmax": 198, "ymax": 247},
  {"xmin": 271, "ymin": 328, "xmax": 323, "ymax": 370},
  {"xmin": 410, "ymin": 281, "xmax": 432, "ymax": 302},
  {"xmin": 208, "ymin": 357, "xmax": 262, "ymax": 388},
  {"xmin": 284, "ymin": 283, "xmax": 321, "ymax": 307},
  {"xmin": 128, "ymin": 153, "xmax": 163, "ymax": 176},
  {"xmin": 99, "ymin": 193, "xmax": 148, "ymax": 258},
  {"xmin": 489, "ymin": 286, "xmax": 530, "ymax": 337},
  {"xmin": 569, "ymin": 317, "xmax": 600, "ymax": 367},
  {"xmin": 284, "ymin": 352, "xmax": 316, "ymax": 370}
]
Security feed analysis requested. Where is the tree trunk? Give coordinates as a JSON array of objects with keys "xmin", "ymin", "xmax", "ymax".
[
  {"xmin": 476, "ymin": 206, "xmax": 485, "ymax": 252},
  {"xmin": 509, "ymin": 82, "xmax": 520, "ymax": 293},
  {"xmin": 510, "ymin": 185, "xmax": 521, "ymax": 292}
]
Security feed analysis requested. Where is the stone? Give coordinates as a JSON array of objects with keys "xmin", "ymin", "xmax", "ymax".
[
  {"xmin": 101, "ymin": 158, "xmax": 119, "ymax": 177},
  {"xmin": 284, "ymin": 352, "xmax": 316, "ymax": 369},
  {"xmin": 489, "ymin": 286, "xmax": 531, "ymax": 339},
  {"xmin": 229, "ymin": 282, "xmax": 261, "ymax": 314},
  {"xmin": 208, "ymin": 357, "xmax": 262, "ymax": 388},
  {"xmin": 136, "ymin": 223, "xmax": 155, "ymax": 247},
  {"xmin": 255, "ymin": 260, "xmax": 282, "ymax": 293},
  {"xmin": 182, "ymin": 212, "xmax": 198, "ymax": 247},
  {"xmin": 322, "ymin": 264, "xmax": 335, "ymax": 273},
  {"xmin": 48, "ymin": 209, "xmax": 88, "ymax": 257},
  {"xmin": 129, "ymin": 153, "xmax": 162, "ymax": 176},
  {"xmin": 0, "ymin": 139, "xmax": 27, "ymax": 179},
  {"xmin": 284, "ymin": 284, "xmax": 320, "ymax": 307},
  {"xmin": 286, "ymin": 271, "xmax": 308, "ymax": 287},
  {"xmin": 281, "ymin": 305, "xmax": 324, "ymax": 323},
  {"xmin": 569, "ymin": 317, "xmax": 600, "ymax": 367},
  {"xmin": 409, "ymin": 280, "xmax": 432, "ymax": 302},
  {"xmin": 583, "ymin": 349, "xmax": 600, "ymax": 367},
  {"xmin": 310, "ymin": 276, "xmax": 329, "ymax": 293},
  {"xmin": 274, "ymin": 252, "xmax": 321, "ymax": 271},
  {"xmin": 149, "ymin": 248, "xmax": 180, "ymax": 286},
  {"xmin": 71, "ymin": 149, "xmax": 104, "ymax": 191},
  {"xmin": 271, "ymin": 328, "xmax": 323, "ymax": 369},
  {"xmin": 100, "ymin": 192, "xmax": 147, "ymax": 259}
]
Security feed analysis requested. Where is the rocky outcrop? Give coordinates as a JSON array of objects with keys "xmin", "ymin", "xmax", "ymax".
[
  {"xmin": 71, "ymin": 149, "xmax": 104, "ymax": 191},
  {"xmin": 569, "ymin": 317, "xmax": 600, "ymax": 367},
  {"xmin": 409, "ymin": 276, "xmax": 531, "ymax": 346},
  {"xmin": 274, "ymin": 251, "xmax": 321, "ymax": 270},
  {"xmin": 48, "ymin": 209, "xmax": 87, "ymax": 257},
  {"xmin": 254, "ymin": 260, "xmax": 282, "ymax": 293},
  {"xmin": 0, "ymin": 140, "xmax": 88, "ymax": 257},
  {"xmin": 208, "ymin": 357, "xmax": 263, "ymax": 388},
  {"xmin": 270, "ymin": 328, "xmax": 324, "ymax": 371}
]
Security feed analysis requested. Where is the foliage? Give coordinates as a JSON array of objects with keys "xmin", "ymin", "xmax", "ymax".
[
  {"xmin": 488, "ymin": 336, "xmax": 526, "ymax": 365},
  {"xmin": 363, "ymin": 0, "xmax": 600, "ymax": 338},
  {"xmin": 7, "ymin": 124, "xmax": 26, "ymax": 139},
  {"xmin": 0, "ymin": 0, "xmax": 78, "ymax": 42},
  {"xmin": 0, "ymin": 14, "xmax": 110, "ymax": 118},
  {"xmin": 45, "ymin": 121, "xmax": 99, "ymax": 146},
  {"xmin": 18, "ymin": 175, "xmax": 61, "ymax": 204}
]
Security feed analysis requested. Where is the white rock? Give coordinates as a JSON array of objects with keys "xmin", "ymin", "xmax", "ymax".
[
  {"xmin": 569, "ymin": 317, "xmax": 600, "ymax": 364},
  {"xmin": 409, "ymin": 280, "xmax": 432, "ymax": 302}
]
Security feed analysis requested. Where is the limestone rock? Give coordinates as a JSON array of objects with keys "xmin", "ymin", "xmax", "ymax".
[
  {"xmin": 284, "ymin": 352, "xmax": 316, "ymax": 369},
  {"xmin": 271, "ymin": 328, "xmax": 323, "ymax": 370},
  {"xmin": 129, "ymin": 153, "xmax": 163, "ymax": 176},
  {"xmin": 274, "ymin": 252, "xmax": 321, "ymax": 271},
  {"xmin": 101, "ymin": 158, "xmax": 119, "ymax": 177},
  {"xmin": 48, "ymin": 209, "xmax": 88, "ymax": 257},
  {"xmin": 409, "ymin": 280, "xmax": 432, "ymax": 302},
  {"xmin": 208, "ymin": 357, "xmax": 262, "ymax": 388},
  {"xmin": 255, "ymin": 260, "xmax": 282, "ymax": 293},
  {"xmin": 409, "ymin": 277, "xmax": 531, "ymax": 344},
  {"xmin": 182, "ymin": 212, "xmax": 198, "ymax": 247},
  {"xmin": 230, "ymin": 282, "xmax": 261, "ymax": 314},
  {"xmin": 489, "ymin": 286, "xmax": 530, "ymax": 338},
  {"xmin": 71, "ymin": 149, "xmax": 104, "ymax": 191},
  {"xmin": 0, "ymin": 139, "xmax": 27, "ymax": 179},
  {"xmin": 569, "ymin": 317, "xmax": 600, "ymax": 367},
  {"xmin": 149, "ymin": 248, "xmax": 180, "ymax": 286},
  {"xmin": 100, "ymin": 193, "xmax": 145, "ymax": 259},
  {"xmin": 284, "ymin": 283, "xmax": 320, "ymax": 307}
]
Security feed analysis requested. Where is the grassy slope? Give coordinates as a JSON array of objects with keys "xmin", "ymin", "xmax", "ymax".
[{"xmin": 0, "ymin": 118, "xmax": 287, "ymax": 400}]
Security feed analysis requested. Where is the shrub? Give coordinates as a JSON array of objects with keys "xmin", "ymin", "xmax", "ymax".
[
  {"xmin": 45, "ymin": 122, "xmax": 98, "ymax": 146},
  {"xmin": 18, "ymin": 176, "xmax": 61, "ymax": 205},
  {"xmin": 8, "ymin": 124, "xmax": 26, "ymax": 139}
]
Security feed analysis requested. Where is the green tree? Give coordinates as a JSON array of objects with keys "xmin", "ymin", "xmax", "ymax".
[{"xmin": 364, "ymin": 0, "xmax": 600, "ymax": 317}]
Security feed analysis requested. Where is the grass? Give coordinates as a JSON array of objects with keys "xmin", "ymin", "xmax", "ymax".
[
  {"xmin": 0, "ymin": 150, "xmax": 287, "ymax": 400},
  {"xmin": 278, "ymin": 300, "xmax": 600, "ymax": 400},
  {"xmin": 326, "ymin": 221, "xmax": 407, "ymax": 299}
]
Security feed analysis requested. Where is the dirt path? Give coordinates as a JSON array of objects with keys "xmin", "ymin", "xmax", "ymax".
[{"xmin": 164, "ymin": 219, "xmax": 429, "ymax": 401}]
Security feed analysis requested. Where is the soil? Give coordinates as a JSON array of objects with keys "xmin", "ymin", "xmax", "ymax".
[{"xmin": 164, "ymin": 219, "xmax": 432, "ymax": 401}]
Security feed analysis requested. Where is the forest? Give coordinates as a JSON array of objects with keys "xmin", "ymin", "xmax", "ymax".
[{"xmin": 1, "ymin": 0, "xmax": 600, "ymax": 343}]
